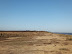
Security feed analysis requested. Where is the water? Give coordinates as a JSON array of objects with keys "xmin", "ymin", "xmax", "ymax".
[
  {"xmin": 54, "ymin": 32, "xmax": 72, "ymax": 35},
  {"xmin": 60, "ymin": 33, "xmax": 72, "ymax": 35}
]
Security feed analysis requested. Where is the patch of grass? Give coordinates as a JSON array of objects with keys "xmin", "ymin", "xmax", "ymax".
[
  {"xmin": 67, "ymin": 38, "xmax": 72, "ymax": 40},
  {"xmin": 59, "ymin": 48, "xmax": 69, "ymax": 51},
  {"xmin": 59, "ymin": 34, "xmax": 72, "ymax": 41},
  {"xmin": 66, "ymin": 35, "xmax": 72, "ymax": 41},
  {"xmin": 63, "ymin": 42, "xmax": 69, "ymax": 45}
]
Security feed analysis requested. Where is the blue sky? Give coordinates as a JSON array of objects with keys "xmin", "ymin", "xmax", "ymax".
[{"xmin": 0, "ymin": 0, "xmax": 72, "ymax": 32}]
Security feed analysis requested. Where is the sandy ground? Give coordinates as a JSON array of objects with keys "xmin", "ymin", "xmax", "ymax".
[{"xmin": 0, "ymin": 32, "xmax": 72, "ymax": 54}]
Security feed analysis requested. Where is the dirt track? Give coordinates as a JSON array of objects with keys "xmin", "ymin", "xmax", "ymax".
[{"xmin": 0, "ymin": 31, "xmax": 72, "ymax": 54}]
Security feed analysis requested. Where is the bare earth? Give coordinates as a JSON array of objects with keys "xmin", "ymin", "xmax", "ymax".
[{"xmin": 0, "ymin": 31, "xmax": 72, "ymax": 54}]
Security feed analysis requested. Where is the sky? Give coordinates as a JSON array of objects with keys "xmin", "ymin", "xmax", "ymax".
[{"xmin": 0, "ymin": 0, "xmax": 72, "ymax": 32}]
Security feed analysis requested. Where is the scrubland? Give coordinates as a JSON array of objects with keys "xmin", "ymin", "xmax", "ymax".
[{"xmin": 0, "ymin": 31, "xmax": 72, "ymax": 54}]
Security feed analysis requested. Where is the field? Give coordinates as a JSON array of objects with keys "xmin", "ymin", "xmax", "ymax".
[{"xmin": 0, "ymin": 31, "xmax": 72, "ymax": 54}]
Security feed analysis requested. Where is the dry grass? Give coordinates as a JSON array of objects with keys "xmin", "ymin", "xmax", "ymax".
[
  {"xmin": 0, "ymin": 31, "xmax": 72, "ymax": 54},
  {"xmin": 66, "ymin": 35, "xmax": 72, "ymax": 41},
  {"xmin": 59, "ymin": 48, "xmax": 70, "ymax": 51}
]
